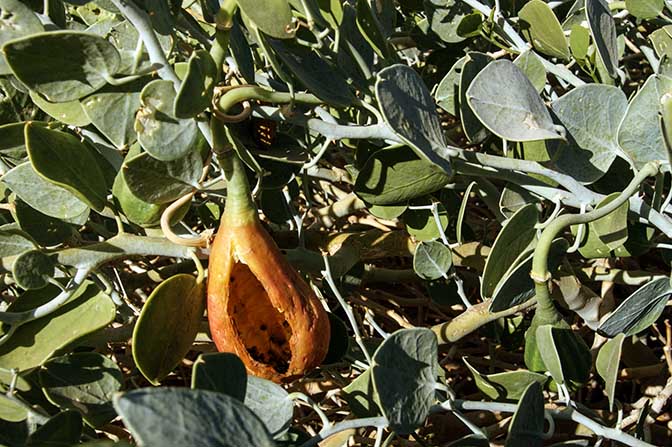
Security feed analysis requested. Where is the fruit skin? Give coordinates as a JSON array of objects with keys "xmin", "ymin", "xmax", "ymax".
[{"xmin": 206, "ymin": 150, "xmax": 330, "ymax": 382}]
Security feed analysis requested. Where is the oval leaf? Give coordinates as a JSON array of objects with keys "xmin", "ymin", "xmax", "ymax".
[
  {"xmin": 551, "ymin": 84, "xmax": 628, "ymax": 184},
  {"xmin": 354, "ymin": 146, "xmax": 451, "ymax": 206},
  {"xmin": 113, "ymin": 388, "xmax": 274, "ymax": 447},
  {"xmin": 135, "ymin": 80, "xmax": 198, "ymax": 161},
  {"xmin": 2, "ymin": 162, "xmax": 89, "ymax": 220},
  {"xmin": 237, "ymin": 0, "xmax": 295, "ymax": 39},
  {"xmin": 191, "ymin": 352, "xmax": 247, "ymax": 402},
  {"xmin": 133, "ymin": 274, "xmax": 205, "ymax": 385},
  {"xmin": 505, "ymin": 381, "xmax": 545, "ymax": 447},
  {"xmin": 519, "ymin": 0, "xmax": 570, "ymax": 60},
  {"xmin": 514, "ymin": 50, "xmax": 547, "ymax": 93},
  {"xmin": 425, "ymin": 0, "xmax": 471, "ymax": 44},
  {"xmin": 342, "ymin": 368, "xmax": 383, "ymax": 418},
  {"xmin": 466, "ymin": 60, "xmax": 563, "ymax": 141},
  {"xmin": 618, "ymin": 75, "xmax": 672, "ymax": 169},
  {"xmin": 460, "ymin": 52, "xmax": 492, "ymax": 143},
  {"xmin": 3, "ymin": 31, "xmax": 120, "ymax": 102},
  {"xmin": 376, "ymin": 64, "xmax": 452, "ymax": 174},
  {"xmin": 12, "ymin": 249, "xmax": 54, "ymax": 290},
  {"xmin": 0, "ymin": 226, "xmax": 37, "ymax": 258},
  {"xmin": 39, "ymin": 352, "xmax": 123, "ymax": 428},
  {"xmin": 490, "ymin": 238, "xmax": 568, "ymax": 312},
  {"xmin": 0, "ymin": 282, "xmax": 115, "ymax": 372},
  {"xmin": 122, "ymin": 150, "xmax": 202, "ymax": 204},
  {"xmin": 244, "ymin": 376, "xmax": 294, "ymax": 437},
  {"xmin": 81, "ymin": 81, "xmax": 145, "ymax": 149},
  {"xmin": 627, "ymin": 0, "xmax": 664, "ymax": 20},
  {"xmin": 535, "ymin": 324, "xmax": 591, "ymax": 387},
  {"xmin": 592, "ymin": 192, "xmax": 629, "ymax": 250},
  {"xmin": 463, "ymin": 358, "xmax": 548, "ymax": 401},
  {"xmin": 25, "ymin": 123, "xmax": 107, "ymax": 212},
  {"xmin": 174, "ymin": 50, "xmax": 217, "ymax": 118},
  {"xmin": 436, "ymin": 56, "xmax": 467, "ymax": 117},
  {"xmin": 25, "ymin": 410, "xmax": 82, "ymax": 446},
  {"xmin": 404, "ymin": 199, "xmax": 449, "ymax": 242},
  {"xmin": 29, "ymin": 91, "xmax": 91, "ymax": 127},
  {"xmin": 413, "ymin": 241, "xmax": 453, "ymax": 280},
  {"xmin": 266, "ymin": 37, "xmax": 355, "ymax": 108},
  {"xmin": 356, "ymin": 0, "xmax": 391, "ymax": 59},
  {"xmin": 13, "ymin": 199, "xmax": 76, "ymax": 246},
  {"xmin": 0, "ymin": 394, "xmax": 27, "ymax": 422},
  {"xmin": 0, "ymin": 0, "xmax": 44, "ymax": 75},
  {"xmin": 372, "ymin": 328, "xmax": 438, "ymax": 435}
]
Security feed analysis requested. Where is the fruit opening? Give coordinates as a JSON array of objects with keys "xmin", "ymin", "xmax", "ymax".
[{"xmin": 228, "ymin": 261, "xmax": 292, "ymax": 374}]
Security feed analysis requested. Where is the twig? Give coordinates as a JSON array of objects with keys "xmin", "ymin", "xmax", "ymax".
[
  {"xmin": 109, "ymin": 0, "xmax": 213, "ymax": 147},
  {"xmin": 438, "ymin": 399, "xmax": 655, "ymax": 447},
  {"xmin": 299, "ymin": 417, "xmax": 388, "ymax": 447},
  {"xmin": 322, "ymin": 255, "xmax": 373, "ymax": 365}
]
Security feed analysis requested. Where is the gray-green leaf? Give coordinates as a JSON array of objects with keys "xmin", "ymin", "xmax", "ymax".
[
  {"xmin": 618, "ymin": 75, "xmax": 672, "ymax": 169},
  {"xmin": 244, "ymin": 376, "xmax": 294, "ymax": 438},
  {"xmin": 25, "ymin": 124, "xmax": 107, "ymax": 212},
  {"xmin": 29, "ymin": 91, "xmax": 91, "ymax": 127},
  {"xmin": 174, "ymin": 50, "xmax": 217, "ymax": 118},
  {"xmin": 413, "ymin": 241, "xmax": 453, "ymax": 280},
  {"xmin": 505, "ymin": 381, "xmax": 545, "ymax": 447},
  {"xmin": 354, "ymin": 146, "xmax": 451, "ymax": 206},
  {"xmin": 467, "ymin": 60, "xmax": 563, "ymax": 141},
  {"xmin": 191, "ymin": 352, "xmax": 247, "ymax": 402},
  {"xmin": 551, "ymin": 84, "xmax": 628, "ymax": 184},
  {"xmin": 481, "ymin": 204, "xmax": 538, "ymax": 299},
  {"xmin": 135, "ymin": 80, "xmax": 198, "ymax": 161},
  {"xmin": 12, "ymin": 249, "xmax": 54, "ymax": 290},
  {"xmin": 598, "ymin": 277, "xmax": 672, "ymax": 337},
  {"xmin": 81, "ymin": 80, "xmax": 145, "ymax": 149},
  {"xmin": 0, "ymin": 282, "xmax": 115, "ymax": 372},
  {"xmin": 133, "ymin": 274, "xmax": 205, "ymax": 385},
  {"xmin": 114, "ymin": 388, "xmax": 275, "ymax": 447},
  {"xmin": 0, "ymin": 0, "xmax": 44, "ymax": 75},
  {"xmin": 514, "ymin": 51, "xmax": 547, "ymax": 93},
  {"xmin": 595, "ymin": 333, "xmax": 624, "ymax": 412},
  {"xmin": 2, "ymin": 162, "xmax": 89, "ymax": 220},
  {"xmin": 122, "ymin": 150, "xmax": 202, "ymax": 204},
  {"xmin": 237, "ymin": 0, "xmax": 295, "ymax": 39},
  {"xmin": 626, "ymin": 0, "xmax": 664, "ymax": 20},
  {"xmin": 40, "ymin": 352, "xmax": 123, "ymax": 428},
  {"xmin": 3, "ymin": 31, "xmax": 120, "ymax": 102},
  {"xmin": 464, "ymin": 358, "xmax": 548, "ymax": 401},
  {"xmin": 266, "ymin": 37, "xmax": 354, "ymax": 108},
  {"xmin": 376, "ymin": 64, "xmax": 452, "ymax": 174},
  {"xmin": 519, "ymin": 0, "xmax": 570, "ymax": 60},
  {"xmin": 586, "ymin": 0, "xmax": 619, "ymax": 78},
  {"xmin": 372, "ymin": 328, "xmax": 438, "ymax": 435}
]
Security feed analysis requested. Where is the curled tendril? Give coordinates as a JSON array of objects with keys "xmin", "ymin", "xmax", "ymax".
[
  {"xmin": 160, "ymin": 155, "xmax": 214, "ymax": 248},
  {"xmin": 211, "ymin": 85, "xmax": 252, "ymax": 123},
  {"xmin": 160, "ymin": 191, "xmax": 212, "ymax": 248}
]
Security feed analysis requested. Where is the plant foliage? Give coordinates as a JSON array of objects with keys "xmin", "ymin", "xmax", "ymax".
[{"xmin": 0, "ymin": 0, "xmax": 671, "ymax": 446}]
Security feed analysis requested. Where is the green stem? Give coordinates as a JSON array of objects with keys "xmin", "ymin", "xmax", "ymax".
[
  {"xmin": 211, "ymin": 119, "xmax": 257, "ymax": 226},
  {"xmin": 531, "ymin": 162, "xmax": 660, "ymax": 321},
  {"xmin": 215, "ymin": 86, "xmax": 323, "ymax": 114},
  {"xmin": 210, "ymin": 0, "xmax": 237, "ymax": 84},
  {"xmin": 432, "ymin": 298, "xmax": 535, "ymax": 344}
]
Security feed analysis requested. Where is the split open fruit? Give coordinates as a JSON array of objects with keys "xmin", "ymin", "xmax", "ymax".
[{"xmin": 207, "ymin": 147, "xmax": 330, "ymax": 382}]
